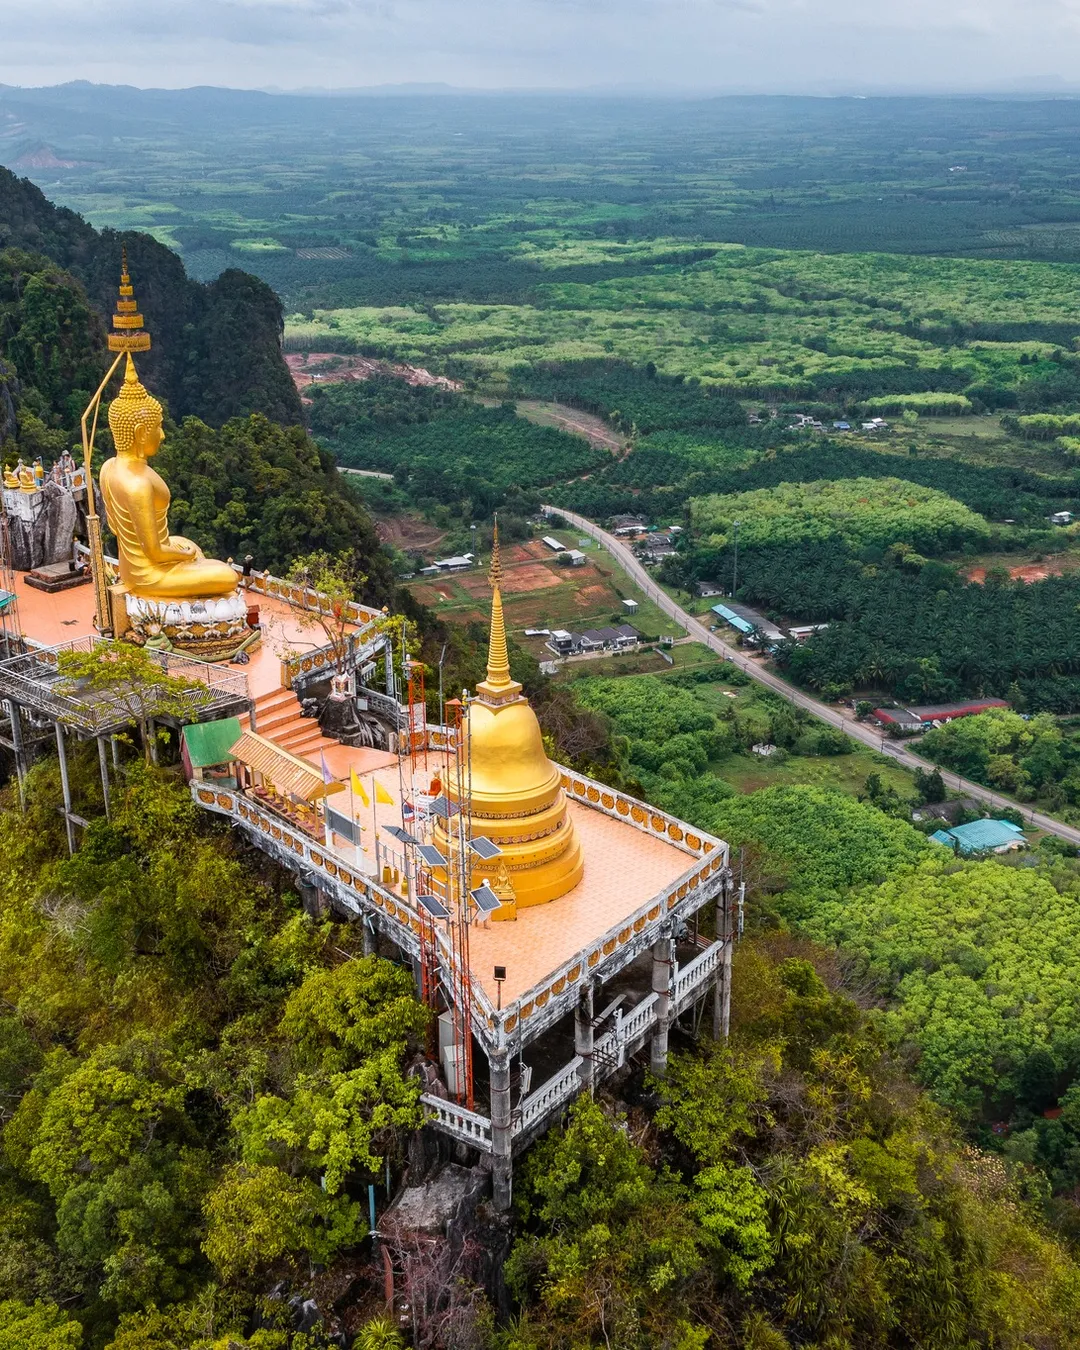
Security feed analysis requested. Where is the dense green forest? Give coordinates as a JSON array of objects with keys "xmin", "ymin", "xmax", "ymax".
[
  {"xmin": 689, "ymin": 476, "xmax": 990, "ymax": 556},
  {"xmin": 917, "ymin": 707, "xmax": 1080, "ymax": 819},
  {"xmin": 564, "ymin": 672, "xmax": 1080, "ymax": 1216},
  {"xmin": 505, "ymin": 952, "xmax": 1080, "ymax": 1348},
  {"xmin": 21, "ymin": 86, "xmax": 1080, "ymax": 300},
  {"xmin": 156, "ymin": 413, "xmax": 394, "ymax": 589},
  {"xmin": 307, "ymin": 378, "xmax": 605, "ymax": 513},
  {"xmin": 0, "ymin": 222, "xmax": 393, "ymax": 603},
  {"xmin": 0, "ymin": 167, "xmax": 301, "ymax": 427},
  {"xmin": 6, "ymin": 755, "xmax": 1080, "ymax": 1348},
  {"xmin": 759, "ymin": 556, "xmax": 1080, "ymax": 708},
  {"xmin": 0, "ymin": 754, "xmax": 429, "ymax": 1349}
]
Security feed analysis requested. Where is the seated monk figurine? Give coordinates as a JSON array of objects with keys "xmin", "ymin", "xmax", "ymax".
[
  {"xmin": 3, "ymin": 466, "xmax": 18, "ymax": 490},
  {"xmin": 101, "ymin": 356, "xmax": 236, "ymax": 600}
]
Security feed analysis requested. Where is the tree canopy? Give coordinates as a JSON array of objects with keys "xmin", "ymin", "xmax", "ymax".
[{"xmin": 690, "ymin": 476, "xmax": 990, "ymax": 556}]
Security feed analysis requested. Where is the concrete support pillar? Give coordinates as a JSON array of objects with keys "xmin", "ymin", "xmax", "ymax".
[
  {"xmin": 298, "ymin": 879, "xmax": 323, "ymax": 919},
  {"xmin": 649, "ymin": 930, "xmax": 673, "ymax": 1079},
  {"xmin": 362, "ymin": 918, "xmax": 377, "ymax": 957},
  {"xmin": 575, "ymin": 981, "xmax": 595, "ymax": 1097},
  {"xmin": 490, "ymin": 1049, "xmax": 513, "ymax": 1213},
  {"xmin": 6, "ymin": 699, "xmax": 26, "ymax": 809},
  {"xmin": 147, "ymin": 718, "xmax": 159, "ymax": 766},
  {"xmin": 54, "ymin": 722, "xmax": 75, "ymax": 857},
  {"xmin": 713, "ymin": 877, "xmax": 730, "ymax": 1041},
  {"xmin": 111, "ymin": 736, "xmax": 121, "ymax": 771},
  {"xmin": 97, "ymin": 737, "xmax": 111, "ymax": 820}
]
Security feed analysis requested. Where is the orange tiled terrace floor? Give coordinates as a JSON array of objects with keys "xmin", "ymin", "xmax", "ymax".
[
  {"xmin": 8, "ymin": 573, "xmax": 356, "ymax": 699},
  {"xmin": 15, "ymin": 572, "xmax": 692, "ymax": 1009},
  {"xmin": 324, "ymin": 752, "xmax": 693, "ymax": 1007}
]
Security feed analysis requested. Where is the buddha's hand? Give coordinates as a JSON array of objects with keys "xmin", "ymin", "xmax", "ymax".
[{"xmin": 166, "ymin": 535, "xmax": 205, "ymax": 561}]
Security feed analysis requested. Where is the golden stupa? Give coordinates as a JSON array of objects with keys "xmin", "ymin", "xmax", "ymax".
[{"xmin": 437, "ymin": 528, "xmax": 583, "ymax": 920}]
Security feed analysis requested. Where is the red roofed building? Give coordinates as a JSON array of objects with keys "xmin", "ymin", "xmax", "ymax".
[{"xmin": 873, "ymin": 698, "xmax": 1008, "ymax": 731}]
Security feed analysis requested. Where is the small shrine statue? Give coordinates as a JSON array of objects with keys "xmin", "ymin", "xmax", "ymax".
[{"xmin": 101, "ymin": 356, "xmax": 237, "ymax": 600}]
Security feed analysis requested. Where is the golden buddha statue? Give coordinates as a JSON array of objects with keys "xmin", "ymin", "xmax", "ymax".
[
  {"xmin": 100, "ymin": 355, "xmax": 237, "ymax": 600},
  {"xmin": 435, "ymin": 527, "xmax": 583, "ymax": 918}
]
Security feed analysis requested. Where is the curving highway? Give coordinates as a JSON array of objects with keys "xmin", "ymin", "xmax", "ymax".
[{"xmin": 545, "ymin": 505, "xmax": 1080, "ymax": 849}]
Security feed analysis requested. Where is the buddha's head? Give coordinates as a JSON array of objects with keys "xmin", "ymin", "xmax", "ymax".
[{"xmin": 108, "ymin": 354, "xmax": 163, "ymax": 459}]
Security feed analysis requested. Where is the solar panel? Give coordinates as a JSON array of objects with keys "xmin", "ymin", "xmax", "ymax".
[
  {"xmin": 417, "ymin": 893, "xmax": 450, "ymax": 919},
  {"xmin": 471, "ymin": 884, "xmax": 501, "ymax": 914},
  {"xmin": 416, "ymin": 843, "xmax": 447, "ymax": 869},
  {"xmin": 427, "ymin": 795, "xmax": 461, "ymax": 818},
  {"xmin": 469, "ymin": 836, "xmax": 501, "ymax": 861},
  {"xmin": 383, "ymin": 825, "xmax": 419, "ymax": 846}
]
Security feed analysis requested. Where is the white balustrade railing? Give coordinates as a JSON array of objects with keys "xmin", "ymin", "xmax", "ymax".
[
  {"xmin": 516, "ymin": 1058, "xmax": 584, "ymax": 1134},
  {"xmin": 672, "ymin": 942, "xmax": 725, "ymax": 1013},
  {"xmin": 420, "ymin": 1094, "xmax": 493, "ymax": 1151},
  {"xmin": 619, "ymin": 994, "xmax": 659, "ymax": 1053}
]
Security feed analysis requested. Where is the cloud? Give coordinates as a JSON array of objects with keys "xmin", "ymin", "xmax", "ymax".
[{"xmin": 3, "ymin": 0, "xmax": 1080, "ymax": 92}]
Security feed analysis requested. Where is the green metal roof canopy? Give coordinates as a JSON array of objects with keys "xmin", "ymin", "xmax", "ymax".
[{"xmin": 182, "ymin": 716, "xmax": 243, "ymax": 768}]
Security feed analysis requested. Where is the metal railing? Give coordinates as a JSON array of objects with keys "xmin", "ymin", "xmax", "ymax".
[
  {"xmin": 283, "ymin": 625, "xmax": 390, "ymax": 692},
  {"xmin": 238, "ymin": 566, "xmax": 384, "ymax": 628},
  {"xmin": 0, "ymin": 637, "xmax": 249, "ymax": 734}
]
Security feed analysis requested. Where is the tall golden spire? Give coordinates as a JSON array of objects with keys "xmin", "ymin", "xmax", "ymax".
[
  {"xmin": 435, "ymin": 514, "xmax": 584, "ymax": 914},
  {"xmin": 476, "ymin": 518, "xmax": 522, "ymax": 704},
  {"xmin": 108, "ymin": 246, "xmax": 151, "ymax": 353}
]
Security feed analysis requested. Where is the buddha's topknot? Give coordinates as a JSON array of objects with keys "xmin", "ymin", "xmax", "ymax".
[{"xmin": 107, "ymin": 354, "xmax": 162, "ymax": 454}]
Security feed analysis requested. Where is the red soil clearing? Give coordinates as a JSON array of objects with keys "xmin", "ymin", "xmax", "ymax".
[
  {"xmin": 285, "ymin": 352, "xmax": 461, "ymax": 393},
  {"xmin": 965, "ymin": 558, "xmax": 1077, "ymax": 584},
  {"xmin": 460, "ymin": 565, "xmax": 563, "ymax": 597}
]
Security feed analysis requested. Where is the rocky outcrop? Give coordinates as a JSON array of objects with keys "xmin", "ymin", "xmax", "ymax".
[{"xmin": 5, "ymin": 482, "xmax": 77, "ymax": 572}]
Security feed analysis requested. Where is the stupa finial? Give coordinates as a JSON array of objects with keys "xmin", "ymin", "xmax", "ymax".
[
  {"xmin": 109, "ymin": 245, "xmax": 151, "ymax": 353},
  {"xmin": 477, "ymin": 517, "xmax": 521, "ymax": 703}
]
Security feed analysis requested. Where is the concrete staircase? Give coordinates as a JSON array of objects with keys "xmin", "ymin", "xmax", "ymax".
[{"xmin": 253, "ymin": 687, "xmax": 338, "ymax": 763}]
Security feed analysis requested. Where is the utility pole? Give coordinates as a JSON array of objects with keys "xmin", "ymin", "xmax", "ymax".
[{"xmin": 731, "ymin": 519, "xmax": 740, "ymax": 599}]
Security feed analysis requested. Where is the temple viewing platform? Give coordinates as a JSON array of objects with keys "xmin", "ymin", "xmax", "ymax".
[
  {"xmin": 2, "ymin": 533, "xmax": 731, "ymax": 1212},
  {"xmin": 0, "ymin": 263, "xmax": 732, "ymax": 1212},
  {"xmin": 195, "ymin": 757, "xmax": 731, "ymax": 1160}
]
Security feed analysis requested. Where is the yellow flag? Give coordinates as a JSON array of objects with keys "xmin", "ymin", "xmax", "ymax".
[
  {"xmin": 350, "ymin": 769, "xmax": 370, "ymax": 808},
  {"xmin": 374, "ymin": 781, "xmax": 394, "ymax": 806}
]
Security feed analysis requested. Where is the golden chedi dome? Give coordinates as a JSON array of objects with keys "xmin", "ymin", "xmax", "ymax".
[{"xmin": 437, "ymin": 528, "xmax": 583, "ymax": 919}]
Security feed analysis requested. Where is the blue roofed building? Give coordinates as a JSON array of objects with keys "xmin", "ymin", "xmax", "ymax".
[
  {"xmin": 930, "ymin": 819, "xmax": 1027, "ymax": 855},
  {"xmin": 711, "ymin": 601, "xmax": 785, "ymax": 644}
]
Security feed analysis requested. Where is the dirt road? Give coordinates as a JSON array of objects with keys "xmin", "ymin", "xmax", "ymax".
[{"xmin": 548, "ymin": 505, "xmax": 1080, "ymax": 848}]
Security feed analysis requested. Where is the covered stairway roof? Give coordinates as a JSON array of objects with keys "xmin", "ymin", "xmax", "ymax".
[{"xmin": 228, "ymin": 728, "xmax": 345, "ymax": 802}]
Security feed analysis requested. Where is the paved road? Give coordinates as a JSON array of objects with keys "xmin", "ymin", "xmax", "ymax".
[{"xmin": 546, "ymin": 505, "xmax": 1080, "ymax": 849}]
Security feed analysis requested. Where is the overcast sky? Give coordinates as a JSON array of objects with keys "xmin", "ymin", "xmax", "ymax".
[{"xmin": 4, "ymin": 0, "xmax": 1080, "ymax": 95}]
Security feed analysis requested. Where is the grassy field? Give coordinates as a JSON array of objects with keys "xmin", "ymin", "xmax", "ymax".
[
  {"xmin": 688, "ymin": 675, "xmax": 915, "ymax": 798},
  {"xmin": 400, "ymin": 530, "xmax": 683, "ymax": 655}
]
